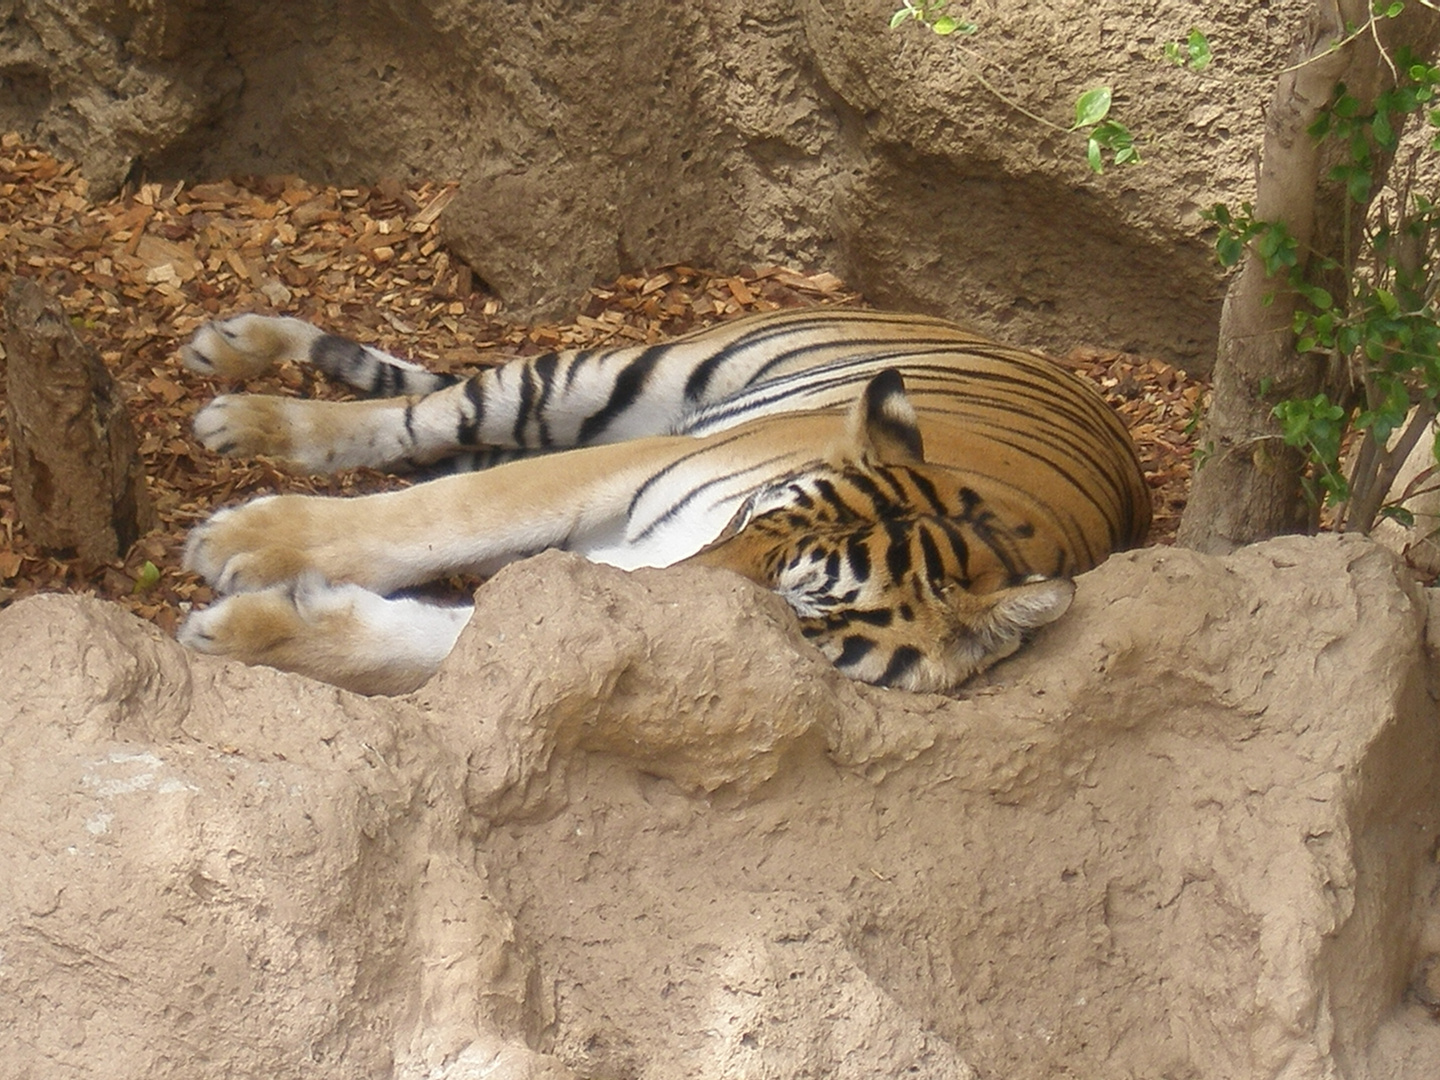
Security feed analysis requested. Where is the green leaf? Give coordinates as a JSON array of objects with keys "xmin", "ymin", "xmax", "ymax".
[
  {"xmin": 1345, "ymin": 167, "xmax": 1372, "ymax": 204},
  {"xmin": 889, "ymin": 8, "xmax": 911, "ymax": 29},
  {"xmin": 1373, "ymin": 109, "xmax": 1395, "ymax": 148},
  {"xmin": 1255, "ymin": 222, "xmax": 1298, "ymax": 275},
  {"xmin": 1380, "ymin": 505, "xmax": 1416, "ymax": 527},
  {"xmin": 1073, "ymin": 87, "xmax": 1113, "ymax": 130},
  {"xmin": 932, "ymin": 15, "xmax": 959, "ymax": 34},
  {"xmin": 1295, "ymin": 282, "xmax": 1333, "ymax": 310},
  {"xmin": 1086, "ymin": 135, "xmax": 1104, "ymax": 173},
  {"xmin": 1186, "ymin": 29, "xmax": 1212, "ymax": 72},
  {"xmin": 132, "ymin": 560, "xmax": 161, "ymax": 594},
  {"xmin": 1318, "ymin": 470, "xmax": 1351, "ymax": 505}
]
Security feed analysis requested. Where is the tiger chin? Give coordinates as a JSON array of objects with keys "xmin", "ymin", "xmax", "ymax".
[{"xmin": 177, "ymin": 308, "xmax": 1149, "ymax": 696}]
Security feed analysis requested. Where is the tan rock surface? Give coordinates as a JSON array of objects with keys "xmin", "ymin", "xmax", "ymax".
[
  {"xmin": 1, "ymin": 536, "xmax": 1438, "ymax": 1078},
  {"xmin": 2, "ymin": 0, "xmax": 1315, "ymax": 368}
]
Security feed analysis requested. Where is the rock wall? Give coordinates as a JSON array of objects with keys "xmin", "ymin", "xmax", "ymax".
[
  {"xmin": 2, "ymin": 535, "xmax": 1438, "ymax": 1078},
  {"xmin": 2, "ymin": 0, "xmax": 1316, "ymax": 368}
]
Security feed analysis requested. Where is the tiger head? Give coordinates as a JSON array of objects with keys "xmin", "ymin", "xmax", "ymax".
[{"xmin": 688, "ymin": 369, "xmax": 1076, "ymax": 694}]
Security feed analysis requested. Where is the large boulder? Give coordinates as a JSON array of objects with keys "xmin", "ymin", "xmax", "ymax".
[
  {"xmin": 2, "ymin": 0, "xmax": 1315, "ymax": 366},
  {"xmin": 1, "ymin": 535, "xmax": 1437, "ymax": 1078}
]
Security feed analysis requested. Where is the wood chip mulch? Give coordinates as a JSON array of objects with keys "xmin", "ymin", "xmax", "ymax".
[{"xmin": 0, "ymin": 132, "xmax": 1200, "ymax": 636}]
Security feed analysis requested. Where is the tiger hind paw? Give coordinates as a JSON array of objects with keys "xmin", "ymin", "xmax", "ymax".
[
  {"xmin": 179, "ymin": 575, "xmax": 472, "ymax": 695},
  {"xmin": 192, "ymin": 393, "xmax": 303, "ymax": 464},
  {"xmin": 181, "ymin": 315, "xmax": 320, "ymax": 378}
]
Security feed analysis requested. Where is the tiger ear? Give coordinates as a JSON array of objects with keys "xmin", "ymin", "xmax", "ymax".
[
  {"xmin": 849, "ymin": 368, "xmax": 926, "ymax": 464},
  {"xmin": 978, "ymin": 577, "xmax": 1076, "ymax": 636},
  {"xmin": 940, "ymin": 576, "xmax": 1075, "ymax": 683}
]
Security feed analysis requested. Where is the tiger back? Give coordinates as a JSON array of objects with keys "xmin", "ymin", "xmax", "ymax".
[{"xmin": 178, "ymin": 307, "xmax": 1150, "ymax": 695}]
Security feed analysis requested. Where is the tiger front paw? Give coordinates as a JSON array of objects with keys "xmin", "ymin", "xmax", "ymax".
[{"xmin": 184, "ymin": 495, "xmax": 324, "ymax": 593}]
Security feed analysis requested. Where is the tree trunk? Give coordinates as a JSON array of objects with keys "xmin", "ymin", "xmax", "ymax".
[
  {"xmin": 3, "ymin": 277, "xmax": 154, "ymax": 563},
  {"xmin": 1178, "ymin": 1, "xmax": 1440, "ymax": 553}
]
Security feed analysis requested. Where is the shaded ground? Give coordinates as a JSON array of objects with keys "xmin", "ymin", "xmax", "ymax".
[{"xmin": 0, "ymin": 133, "xmax": 1201, "ymax": 633}]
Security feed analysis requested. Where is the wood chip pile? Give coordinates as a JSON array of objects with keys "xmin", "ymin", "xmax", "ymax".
[{"xmin": 0, "ymin": 132, "xmax": 1199, "ymax": 638}]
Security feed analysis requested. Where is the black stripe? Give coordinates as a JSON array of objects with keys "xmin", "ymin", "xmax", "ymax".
[
  {"xmin": 846, "ymin": 535, "xmax": 871, "ymax": 582},
  {"xmin": 531, "ymin": 352, "xmax": 559, "ymax": 448},
  {"xmin": 865, "ymin": 465, "xmax": 910, "ymax": 507},
  {"xmin": 740, "ymin": 332, "xmax": 1006, "ymax": 390},
  {"xmin": 835, "ymin": 635, "xmax": 876, "ymax": 668},
  {"xmin": 885, "ymin": 520, "xmax": 911, "ymax": 580},
  {"xmin": 844, "ymin": 607, "xmax": 894, "ymax": 628},
  {"xmin": 935, "ymin": 519, "xmax": 973, "ymax": 583},
  {"xmin": 368, "ymin": 353, "xmax": 393, "ymax": 396},
  {"xmin": 577, "ymin": 346, "xmax": 665, "ymax": 444},
  {"xmin": 902, "ymin": 468, "xmax": 947, "ymax": 516},
  {"xmin": 843, "ymin": 469, "xmax": 896, "ymax": 515},
  {"xmin": 512, "ymin": 363, "xmax": 537, "ymax": 446},
  {"xmin": 312, "ymin": 334, "xmax": 366, "ymax": 381},
  {"xmin": 918, "ymin": 526, "xmax": 945, "ymax": 584},
  {"xmin": 683, "ymin": 343, "xmax": 741, "ymax": 402},
  {"xmin": 956, "ymin": 502, "xmax": 1024, "ymax": 579},
  {"xmin": 689, "ymin": 354, "xmax": 929, "ymax": 430},
  {"xmin": 879, "ymin": 646, "xmax": 922, "ymax": 686},
  {"xmin": 626, "ymin": 450, "xmax": 802, "ymax": 541},
  {"xmin": 812, "ymin": 477, "xmax": 861, "ymax": 523},
  {"xmin": 562, "ymin": 349, "xmax": 592, "ymax": 393},
  {"xmin": 627, "ymin": 429, "xmax": 783, "ymax": 505},
  {"xmin": 458, "ymin": 377, "xmax": 485, "ymax": 445}
]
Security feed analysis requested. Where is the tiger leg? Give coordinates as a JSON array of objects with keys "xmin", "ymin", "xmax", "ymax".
[
  {"xmin": 184, "ymin": 314, "xmax": 467, "ymax": 473},
  {"xmin": 183, "ymin": 313, "xmax": 447, "ymax": 392},
  {"xmin": 178, "ymin": 575, "xmax": 471, "ymax": 695},
  {"xmin": 191, "ymin": 394, "xmax": 447, "ymax": 473},
  {"xmin": 183, "ymin": 434, "xmax": 728, "ymax": 594},
  {"xmin": 183, "ymin": 313, "xmax": 824, "ymax": 474}
]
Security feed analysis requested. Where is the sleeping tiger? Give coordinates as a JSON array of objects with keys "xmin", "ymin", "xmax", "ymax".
[{"xmin": 177, "ymin": 307, "xmax": 1150, "ymax": 695}]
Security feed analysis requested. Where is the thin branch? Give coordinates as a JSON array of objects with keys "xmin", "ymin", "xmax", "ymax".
[
  {"xmin": 1349, "ymin": 396, "xmax": 1439, "ymax": 531},
  {"xmin": 951, "ymin": 43, "xmax": 1070, "ymax": 133},
  {"xmin": 1370, "ymin": 12, "xmax": 1400, "ymax": 82},
  {"xmin": 1274, "ymin": 20, "xmax": 1372, "ymax": 76}
]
